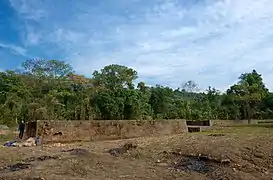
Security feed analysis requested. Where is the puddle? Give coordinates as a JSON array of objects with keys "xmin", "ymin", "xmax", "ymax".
[
  {"xmin": 62, "ymin": 148, "xmax": 89, "ymax": 156},
  {"xmin": 1, "ymin": 163, "xmax": 32, "ymax": 173}
]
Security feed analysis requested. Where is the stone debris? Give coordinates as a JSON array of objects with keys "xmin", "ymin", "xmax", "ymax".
[
  {"xmin": 108, "ymin": 143, "xmax": 137, "ymax": 157},
  {"xmin": 173, "ymin": 156, "xmax": 214, "ymax": 174},
  {"xmin": 159, "ymin": 151, "xmax": 232, "ymax": 175},
  {"xmin": 22, "ymin": 137, "xmax": 36, "ymax": 147},
  {"xmin": 48, "ymin": 143, "xmax": 66, "ymax": 147},
  {"xmin": 3, "ymin": 137, "xmax": 41, "ymax": 147},
  {"xmin": 24, "ymin": 155, "xmax": 58, "ymax": 162},
  {"xmin": 61, "ymin": 148, "xmax": 89, "ymax": 156},
  {"xmin": 0, "ymin": 163, "xmax": 32, "ymax": 173}
]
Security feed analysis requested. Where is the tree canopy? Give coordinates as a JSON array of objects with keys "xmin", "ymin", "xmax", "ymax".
[{"xmin": 0, "ymin": 59, "xmax": 272, "ymax": 126}]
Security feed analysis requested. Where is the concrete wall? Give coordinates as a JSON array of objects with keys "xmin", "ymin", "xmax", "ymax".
[
  {"xmin": 37, "ymin": 120, "xmax": 187, "ymax": 143},
  {"xmin": 257, "ymin": 120, "xmax": 273, "ymax": 124},
  {"xmin": 210, "ymin": 119, "xmax": 259, "ymax": 127},
  {"xmin": 32, "ymin": 119, "xmax": 273, "ymax": 143}
]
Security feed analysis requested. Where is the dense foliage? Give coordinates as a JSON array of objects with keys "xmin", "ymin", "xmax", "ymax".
[{"xmin": 0, "ymin": 59, "xmax": 272, "ymax": 126}]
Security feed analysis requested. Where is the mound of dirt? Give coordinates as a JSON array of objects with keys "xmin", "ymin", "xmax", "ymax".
[
  {"xmin": 0, "ymin": 163, "xmax": 32, "ymax": 173},
  {"xmin": 108, "ymin": 143, "xmax": 137, "ymax": 157},
  {"xmin": 24, "ymin": 155, "xmax": 58, "ymax": 162},
  {"xmin": 62, "ymin": 148, "xmax": 89, "ymax": 156}
]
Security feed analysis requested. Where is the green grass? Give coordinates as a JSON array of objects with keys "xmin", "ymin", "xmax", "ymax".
[
  {"xmin": 0, "ymin": 131, "xmax": 16, "ymax": 143},
  {"xmin": 201, "ymin": 123, "xmax": 273, "ymax": 136}
]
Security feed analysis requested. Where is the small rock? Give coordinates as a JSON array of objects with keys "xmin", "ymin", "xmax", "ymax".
[
  {"xmin": 156, "ymin": 159, "xmax": 161, "ymax": 163},
  {"xmin": 261, "ymin": 168, "xmax": 268, "ymax": 173},
  {"xmin": 232, "ymin": 168, "xmax": 236, "ymax": 172},
  {"xmin": 254, "ymin": 153, "xmax": 264, "ymax": 158},
  {"xmin": 119, "ymin": 175, "xmax": 130, "ymax": 178},
  {"xmin": 221, "ymin": 159, "xmax": 231, "ymax": 164},
  {"xmin": 157, "ymin": 163, "xmax": 168, "ymax": 167}
]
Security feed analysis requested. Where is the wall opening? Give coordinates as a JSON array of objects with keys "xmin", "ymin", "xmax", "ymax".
[
  {"xmin": 25, "ymin": 121, "xmax": 37, "ymax": 138},
  {"xmin": 186, "ymin": 120, "xmax": 210, "ymax": 126},
  {"xmin": 188, "ymin": 127, "xmax": 201, "ymax": 133}
]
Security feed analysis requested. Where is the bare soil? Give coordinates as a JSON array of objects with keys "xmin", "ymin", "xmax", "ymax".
[{"xmin": 0, "ymin": 125, "xmax": 273, "ymax": 180}]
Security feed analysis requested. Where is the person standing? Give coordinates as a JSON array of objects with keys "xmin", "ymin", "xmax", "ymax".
[{"xmin": 18, "ymin": 121, "xmax": 25, "ymax": 139}]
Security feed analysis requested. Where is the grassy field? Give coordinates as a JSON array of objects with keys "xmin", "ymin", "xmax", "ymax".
[{"xmin": 0, "ymin": 124, "xmax": 273, "ymax": 180}]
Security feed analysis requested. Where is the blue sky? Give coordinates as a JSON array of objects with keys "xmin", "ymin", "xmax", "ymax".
[{"xmin": 1, "ymin": 0, "xmax": 273, "ymax": 91}]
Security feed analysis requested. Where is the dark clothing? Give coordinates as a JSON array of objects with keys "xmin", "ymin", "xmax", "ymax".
[
  {"xmin": 18, "ymin": 122, "xmax": 25, "ymax": 139},
  {"xmin": 19, "ymin": 131, "xmax": 24, "ymax": 139},
  {"xmin": 18, "ymin": 123, "xmax": 25, "ymax": 131}
]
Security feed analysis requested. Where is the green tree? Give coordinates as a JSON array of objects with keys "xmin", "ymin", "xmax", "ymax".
[
  {"xmin": 2, "ymin": 60, "xmax": 273, "ymax": 126},
  {"xmin": 149, "ymin": 85, "xmax": 174, "ymax": 119},
  {"xmin": 93, "ymin": 64, "xmax": 138, "ymax": 91},
  {"xmin": 227, "ymin": 70, "xmax": 268, "ymax": 120},
  {"xmin": 22, "ymin": 59, "xmax": 74, "ymax": 78}
]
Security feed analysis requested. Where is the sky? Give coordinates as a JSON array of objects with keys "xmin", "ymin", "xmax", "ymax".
[{"xmin": 1, "ymin": 0, "xmax": 273, "ymax": 91}]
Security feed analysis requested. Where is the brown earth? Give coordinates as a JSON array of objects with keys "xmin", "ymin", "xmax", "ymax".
[
  {"xmin": 0, "ymin": 124, "xmax": 273, "ymax": 180},
  {"xmin": 36, "ymin": 120, "xmax": 188, "ymax": 143}
]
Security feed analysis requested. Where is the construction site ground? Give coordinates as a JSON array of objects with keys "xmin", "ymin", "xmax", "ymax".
[{"xmin": 0, "ymin": 124, "xmax": 273, "ymax": 180}]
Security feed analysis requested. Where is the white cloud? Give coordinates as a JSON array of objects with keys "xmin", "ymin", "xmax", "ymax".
[
  {"xmin": 0, "ymin": 43, "xmax": 27, "ymax": 57},
  {"xmin": 9, "ymin": 0, "xmax": 47, "ymax": 21},
  {"xmin": 9, "ymin": 0, "xmax": 273, "ymax": 91}
]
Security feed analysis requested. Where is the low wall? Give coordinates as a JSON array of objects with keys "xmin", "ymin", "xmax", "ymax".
[
  {"xmin": 33, "ymin": 119, "xmax": 273, "ymax": 143},
  {"xmin": 210, "ymin": 120, "xmax": 259, "ymax": 127},
  {"xmin": 257, "ymin": 120, "xmax": 273, "ymax": 124},
  {"xmin": 37, "ymin": 120, "xmax": 187, "ymax": 143}
]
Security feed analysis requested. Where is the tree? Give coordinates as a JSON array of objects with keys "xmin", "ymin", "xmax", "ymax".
[
  {"xmin": 93, "ymin": 90, "xmax": 124, "ymax": 120},
  {"xmin": 2, "ymin": 60, "xmax": 273, "ymax": 125},
  {"xmin": 22, "ymin": 59, "xmax": 74, "ymax": 78},
  {"xmin": 93, "ymin": 64, "xmax": 138, "ymax": 91},
  {"xmin": 227, "ymin": 70, "xmax": 268, "ymax": 120},
  {"xmin": 137, "ymin": 82, "xmax": 147, "ymax": 91},
  {"xmin": 181, "ymin": 80, "xmax": 200, "ymax": 93},
  {"xmin": 149, "ymin": 85, "xmax": 174, "ymax": 118}
]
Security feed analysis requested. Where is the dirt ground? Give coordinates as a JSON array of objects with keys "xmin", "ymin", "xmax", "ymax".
[{"xmin": 0, "ymin": 124, "xmax": 273, "ymax": 180}]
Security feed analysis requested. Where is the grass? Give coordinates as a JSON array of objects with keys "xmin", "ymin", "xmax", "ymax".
[
  {"xmin": 0, "ymin": 130, "xmax": 17, "ymax": 144},
  {"xmin": 198, "ymin": 123, "xmax": 273, "ymax": 137}
]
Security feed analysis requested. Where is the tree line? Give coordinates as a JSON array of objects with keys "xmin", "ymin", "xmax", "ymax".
[{"xmin": 0, "ymin": 59, "xmax": 272, "ymax": 126}]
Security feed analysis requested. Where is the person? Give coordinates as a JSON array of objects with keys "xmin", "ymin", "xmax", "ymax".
[{"xmin": 18, "ymin": 121, "xmax": 25, "ymax": 139}]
